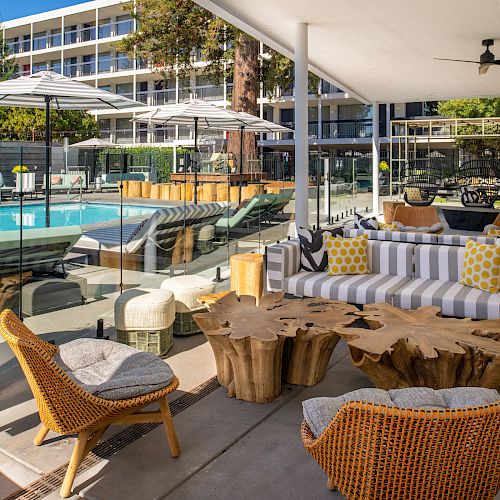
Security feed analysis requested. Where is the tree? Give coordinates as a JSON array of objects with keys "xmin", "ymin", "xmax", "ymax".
[
  {"xmin": 437, "ymin": 98, "xmax": 500, "ymax": 157},
  {"xmin": 117, "ymin": 0, "xmax": 309, "ymax": 168},
  {"xmin": 0, "ymin": 28, "xmax": 16, "ymax": 81},
  {"xmin": 0, "ymin": 108, "xmax": 100, "ymax": 143}
]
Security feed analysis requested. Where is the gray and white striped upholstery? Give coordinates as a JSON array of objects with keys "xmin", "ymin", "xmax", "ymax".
[
  {"xmin": 436, "ymin": 234, "xmax": 499, "ymax": 246},
  {"xmin": 414, "ymin": 244, "xmax": 465, "ymax": 282},
  {"xmin": 366, "ymin": 241, "xmax": 415, "ymax": 277},
  {"xmin": 285, "ymin": 272, "xmax": 411, "ymax": 305},
  {"xmin": 393, "ymin": 278, "xmax": 500, "ymax": 319},
  {"xmin": 266, "ymin": 239, "xmax": 301, "ymax": 292},
  {"xmin": 343, "ymin": 228, "xmax": 438, "ymax": 244},
  {"xmin": 393, "ymin": 244, "xmax": 500, "ymax": 319}
]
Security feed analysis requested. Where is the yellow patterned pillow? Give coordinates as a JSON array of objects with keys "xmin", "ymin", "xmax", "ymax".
[
  {"xmin": 324, "ymin": 234, "xmax": 369, "ymax": 276},
  {"xmin": 486, "ymin": 228, "xmax": 500, "ymax": 237},
  {"xmin": 404, "ymin": 187, "xmax": 422, "ymax": 201},
  {"xmin": 460, "ymin": 240, "xmax": 500, "ymax": 294},
  {"xmin": 379, "ymin": 222, "xmax": 398, "ymax": 231}
]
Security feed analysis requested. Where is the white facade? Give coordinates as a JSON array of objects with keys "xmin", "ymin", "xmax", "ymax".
[{"xmin": 3, "ymin": 0, "xmax": 440, "ymax": 153}]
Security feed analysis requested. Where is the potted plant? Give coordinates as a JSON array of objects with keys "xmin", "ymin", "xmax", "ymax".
[{"xmin": 12, "ymin": 165, "xmax": 34, "ymax": 194}]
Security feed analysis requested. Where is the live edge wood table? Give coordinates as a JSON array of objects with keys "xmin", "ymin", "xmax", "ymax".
[
  {"xmin": 193, "ymin": 292, "xmax": 357, "ymax": 403},
  {"xmin": 335, "ymin": 303, "xmax": 500, "ymax": 390}
]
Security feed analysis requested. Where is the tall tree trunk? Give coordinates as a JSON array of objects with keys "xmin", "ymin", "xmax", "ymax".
[{"xmin": 227, "ymin": 33, "xmax": 259, "ymax": 172}]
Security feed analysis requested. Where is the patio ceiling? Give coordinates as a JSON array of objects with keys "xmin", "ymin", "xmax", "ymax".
[{"xmin": 194, "ymin": 0, "xmax": 500, "ymax": 104}]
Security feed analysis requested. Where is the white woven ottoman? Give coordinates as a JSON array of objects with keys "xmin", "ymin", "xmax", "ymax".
[
  {"xmin": 114, "ymin": 288, "xmax": 175, "ymax": 355},
  {"xmin": 160, "ymin": 275, "xmax": 215, "ymax": 336}
]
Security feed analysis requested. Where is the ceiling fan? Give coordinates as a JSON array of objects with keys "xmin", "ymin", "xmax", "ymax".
[{"xmin": 434, "ymin": 39, "xmax": 500, "ymax": 75}]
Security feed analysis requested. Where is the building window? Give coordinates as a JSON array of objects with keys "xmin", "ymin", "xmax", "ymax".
[
  {"xmin": 116, "ymin": 15, "xmax": 133, "ymax": 36},
  {"xmin": 98, "ymin": 85, "xmax": 113, "ymax": 93},
  {"xmin": 32, "ymin": 32, "xmax": 47, "ymax": 51},
  {"xmin": 116, "ymin": 83, "xmax": 133, "ymax": 98},
  {"xmin": 98, "ymin": 52, "xmax": 112, "ymax": 73},
  {"xmin": 64, "ymin": 57, "xmax": 77, "ymax": 78},
  {"xmin": 405, "ymin": 102, "xmax": 423, "ymax": 118},
  {"xmin": 81, "ymin": 54, "xmax": 95, "ymax": 76},
  {"xmin": 280, "ymin": 108, "xmax": 294, "ymax": 125},
  {"xmin": 338, "ymin": 104, "xmax": 372, "ymax": 121},
  {"xmin": 50, "ymin": 60, "xmax": 61, "ymax": 74},
  {"xmin": 98, "ymin": 19, "xmax": 112, "ymax": 39}
]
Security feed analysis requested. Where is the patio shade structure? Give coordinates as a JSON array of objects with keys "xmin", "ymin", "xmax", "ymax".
[
  {"xmin": 194, "ymin": 0, "xmax": 500, "ymax": 225},
  {"xmin": 0, "ymin": 71, "xmax": 142, "ymax": 226},
  {"xmin": 133, "ymin": 100, "xmax": 291, "ymax": 203}
]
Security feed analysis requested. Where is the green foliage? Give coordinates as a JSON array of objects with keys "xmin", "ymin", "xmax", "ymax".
[
  {"xmin": 98, "ymin": 146, "xmax": 190, "ymax": 183},
  {"xmin": 12, "ymin": 165, "xmax": 28, "ymax": 173},
  {"xmin": 0, "ymin": 108, "xmax": 100, "ymax": 143},
  {"xmin": 437, "ymin": 98, "xmax": 500, "ymax": 157},
  {"xmin": 117, "ymin": 0, "xmax": 315, "ymax": 99},
  {"xmin": 0, "ymin": 28, "xmax": 16, "ymax": 82}
]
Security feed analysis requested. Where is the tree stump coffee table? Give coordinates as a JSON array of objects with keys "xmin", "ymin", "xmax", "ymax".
[
  {"xmin": 193, "ymin": 292, "xmax": 357, "ymax": 403},
  {"xmin": 336, "ymin": 303, "xmax": 500, "ymax": 390}
]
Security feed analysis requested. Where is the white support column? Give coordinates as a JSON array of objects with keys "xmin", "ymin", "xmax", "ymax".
[
  {"xmin": 372, "ymin": 101, "xmax": 380, "ymax": 215},
  {"xmin": 294, "ymin": 22, "xmax": 309, "ymax": 229}
]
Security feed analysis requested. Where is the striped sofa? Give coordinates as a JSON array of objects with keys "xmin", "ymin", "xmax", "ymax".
[
  {"xmin": 267, "ymin": 239, "xmax": 415, "ymax": 306},
  {"xmin": 266, "ymin": 236, "xmax": 500, "ymax": 320}
]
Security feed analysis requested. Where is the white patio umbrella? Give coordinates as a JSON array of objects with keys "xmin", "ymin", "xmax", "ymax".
[
  {"xmin": 133, "ymin": 100, "xmax": 291, "ymax": 203},
  {"xmin": 0, "ymin": 71, "xmax": 142, "ymax": 226}
]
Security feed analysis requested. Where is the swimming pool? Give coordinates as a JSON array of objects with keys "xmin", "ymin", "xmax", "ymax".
[{"xmin": 0, "ymin": 202, "xmax": 160, "ymax": 231}]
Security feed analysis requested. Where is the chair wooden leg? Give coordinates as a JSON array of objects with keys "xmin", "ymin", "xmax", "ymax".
[
  {"xmin": 60, "ymin": 431, "xmax": 90, "ymax": 498},
  {"xmin": 33, "ymin": 424, "xmax": 49, "ymax": 446},
  {"xmin": 327, "ymin": 477, "xmax": 336, "ymax": 491},
  {"xmin": 159, "ymin": 397, "xmax": 180, "ymax": 458}
]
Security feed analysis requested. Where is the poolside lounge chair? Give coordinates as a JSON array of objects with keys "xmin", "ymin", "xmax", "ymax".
[
  {"xmin": 0, "ymin": 226, "xmax": 83, "ymax": 277},
  {"xmin": 0, "ymin": 172, "xmax": 14, "ymax": 202},
  {"xmin": 76, "ymin": 202, "xmax": 227, "ymax": 271},
  {"xmin": 215, "ymin": 193, "xmax": 282, "ymax": 236},
  {"xmin": 99, "ymin": 173, "xmax": 145, "ymax": 191},
  {"xmin": 42, "ymin": 173, "xmax": 87, "ymax": 192}
]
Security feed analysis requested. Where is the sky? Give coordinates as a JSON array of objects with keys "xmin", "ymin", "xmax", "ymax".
[{"xmin": 1, "ymin": 0, "xmax": 89, "ymax": 21}]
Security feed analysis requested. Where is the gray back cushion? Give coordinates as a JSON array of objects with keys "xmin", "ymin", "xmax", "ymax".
[{"xmin": 303, "ymin": 386, "xmax": 499, "ymax": 438}]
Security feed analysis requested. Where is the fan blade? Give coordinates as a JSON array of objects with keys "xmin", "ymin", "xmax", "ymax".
[
  {"xmin": 479, "ymin": 64, "xmax": 490, "ymax": 75},
  {"xmin": 433, "ymin": 58, "xmax": 479, "ymax": 63}
]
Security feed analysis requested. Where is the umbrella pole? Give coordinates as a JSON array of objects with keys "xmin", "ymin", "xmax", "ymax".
[
  {"xmin": 18, "ymin": 145, "xmax": 24, "ymax": 321},
  {"xmin": 193, "ymin": 117, "xmax": 198, "ymax": 205},
  {"xmin": 45, "ymin": 96, "xmax": 51, "ymax": 227},
  {"xmin": 238, "ymin": 125, "xmax": 244, "ymax": 204},
  {"xmin": 119, "ymin": 162, "xmax": 123, "ymax": 295}
]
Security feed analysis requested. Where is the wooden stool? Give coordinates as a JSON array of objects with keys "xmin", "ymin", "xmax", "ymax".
[
  {"xmin": 160, "ymin": 184, "xmax": 171, "ymax": 200},
  {"xmin": 229, "ymin": 186, "xmax": 240, "ymax": 203},
  {"xmin": 217, "ymin": 183, "xmax": 229, "ymax": 202},
  {"xmin": 150, "ymin": 184, "xmax": 161, "ymax": 200},
  {"xmin": 141, "ymin": 181, "xmax": 153, "ymax": 198},
  {"xmin": 128, "ymin": 180, "xmax": 142, "ymax": 198},
  {"xmin": 230, "ymin": 253, "xmax": 264, "ymax": 302}
]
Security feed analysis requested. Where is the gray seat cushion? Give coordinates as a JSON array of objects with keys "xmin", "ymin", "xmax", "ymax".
[
  {"xmin": 303, "ymin": 387, "xmax": 500, "ymax": 438},
  {"xmin": 394, "ymin": 221, "xmax": 444, "ymax": 234},
  {"xmin": 55, "ymin": 338, "xmax": 174, "ymax": 400}
]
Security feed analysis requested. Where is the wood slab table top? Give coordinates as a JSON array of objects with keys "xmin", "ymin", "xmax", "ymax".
[{"xmin": 335, "ymin": 302, "xmax": 500, "ymax": 390}]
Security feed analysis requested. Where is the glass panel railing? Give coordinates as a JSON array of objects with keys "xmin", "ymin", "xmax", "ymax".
[
  {"xmin": 136, "ymin": 89, "xmax": 176, "ymax": 106},
  {"xmin": 64, "ymin": 26, "xmax": 96, "ymax": 45},
  {"xmin": 98, "ymin": 19, "xmax": 134, "ymax": 39}
]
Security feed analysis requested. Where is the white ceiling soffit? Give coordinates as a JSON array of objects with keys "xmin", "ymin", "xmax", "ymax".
[{"xmin": 194, "ymin": 0, "xmax": 500, "ymax": 104}]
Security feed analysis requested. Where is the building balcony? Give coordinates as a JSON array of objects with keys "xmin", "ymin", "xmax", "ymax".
[
  {"xmin": 136, "ymin": 89, "xmax": 177, "ymax": 106},
  {"xmin": 32, "ymin": 33, "xmax": 62, "ymax": 51},
  {"xmin": 98, "ymin": 19, "xmax": 133, "ymax": 40},
  {"xmin": 64, "ymin": 26, "xmax": 96, "ymax": 45}
]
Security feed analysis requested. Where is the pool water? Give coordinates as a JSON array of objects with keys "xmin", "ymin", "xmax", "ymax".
[{"xmin": 0, "ymin": 202, "xmax": 160, "ymax": 231}]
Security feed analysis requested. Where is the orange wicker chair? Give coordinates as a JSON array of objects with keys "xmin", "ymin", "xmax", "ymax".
[
  {"xmin": 392, "ymin": 205, "xmax": 443, "ymax": 233},
  {"xmin": 0, "ymin": 309, "xmax": 180, "ymax": 498},
  {"xmin": 301, "ymin": 400, "xmax": 500, "ymax": 499}
]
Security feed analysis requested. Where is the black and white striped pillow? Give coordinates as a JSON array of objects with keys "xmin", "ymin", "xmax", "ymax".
[
  {"xmin": 354, "ymin": 213, "xmax": 379, "ymax": 230},
  {"xmin": 298, "ymin": 227, "xmax": 343, "ymax": 271}
]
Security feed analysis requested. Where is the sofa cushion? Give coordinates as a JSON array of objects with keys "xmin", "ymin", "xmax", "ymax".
[
  {"xmin": 324, "ymin": 234, "xmax": 369, "ymax": 276},
  {"xmin": 303, "ymin": 387, "xmax": 500, "ymax": 438},
  {"xmin": 55, "ymin": 338, "xmax": 174, "ymax": 400},
  {"xmin": 460, "ymin": 239, "xmax": 500, "ymax": 294},
  {"xmin": 394, "ymin": 221, "xmax": 444, "ymax": 234},
  {"xmin": 284, "ymin": 271, "xmax": 411, "ymax": 305},
  {"xmin": 393, "ymin": 277, "xmax": 500, "ymax": 320},
  {"xmin": 437, "ymin": 234, "xmax": 500, "ymax": 246},
  {"xmin": 344, "ymin": 228, "xmax": 438, "ymax": 244},
  {"xmin": 415, "ymin": 244, "xmax": 465, "ymax": 281},
  {"xmin": 486, "ymin": 227, "xmax": 500, "ymax": 237},
  {"xmin": 297, "ymin": 227, "xmax": 343, "ymax": 272}
]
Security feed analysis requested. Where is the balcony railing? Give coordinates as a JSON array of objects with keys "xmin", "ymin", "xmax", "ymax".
[
  {"xmin": 98, "ymin": 56, "xmax": 134, "ymax": 74},
  {"xmin": 136, "ymin": 89, "xmax": 176, "ymax": 105},
  {"xmin": 115, "ymin": 128, "xmax": 134, "ymax": 144},
  {"xmin": 64, "ymin": 61, "xmax": 95, "ymax": 77},
  {"xmin": 64, "ymin": 26, "xmax": 96, "ymax": 45},
  {"xmin": 8, "ymin": 40, "xmax": 31, "ymax": 54},
  {"xmin": 193, "ymin": 86, "xmax": 224, "ymax": 101},
  {"xmin": 32, "ymin": 33, "xmax": 62, "ymax": 51},
  {"xmin": 98, "ymin": 19, "xmax": 133, "ymax": 39},
  {"xmin": 320, "ymin": 81, "xmax": 344, "ymax": 94}
]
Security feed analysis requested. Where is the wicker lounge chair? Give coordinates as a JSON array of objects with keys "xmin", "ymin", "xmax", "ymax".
[
  {"xmin": 0, "ymin": 310, "xmax": 180, "ymax": 498},
  {"xmin": 301, "ymin": 398, "xmax": 500, "ymax": 499},
  {"xmin": 392, "ymin": 205, "xmax": 443, "ymax": 233},
  {"xmin": 402, "ymin": 158, "xmax": 441, "ymax": 206},
  {"xmin": 457, "ymin": 159, "xmax": 500, "ymax": 208}
]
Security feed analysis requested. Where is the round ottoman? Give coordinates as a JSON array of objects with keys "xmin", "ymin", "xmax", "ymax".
[
  {"xmin": 115, "ymin": 288, "xmax": 175, "ymax": 355},
  {"xmin": 196, "ymin": 225, "xmax": 215, "ymax": 254},
  {"xmin": 160, "ymin": 275, "xmax": 215, "ymax": 336}
]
